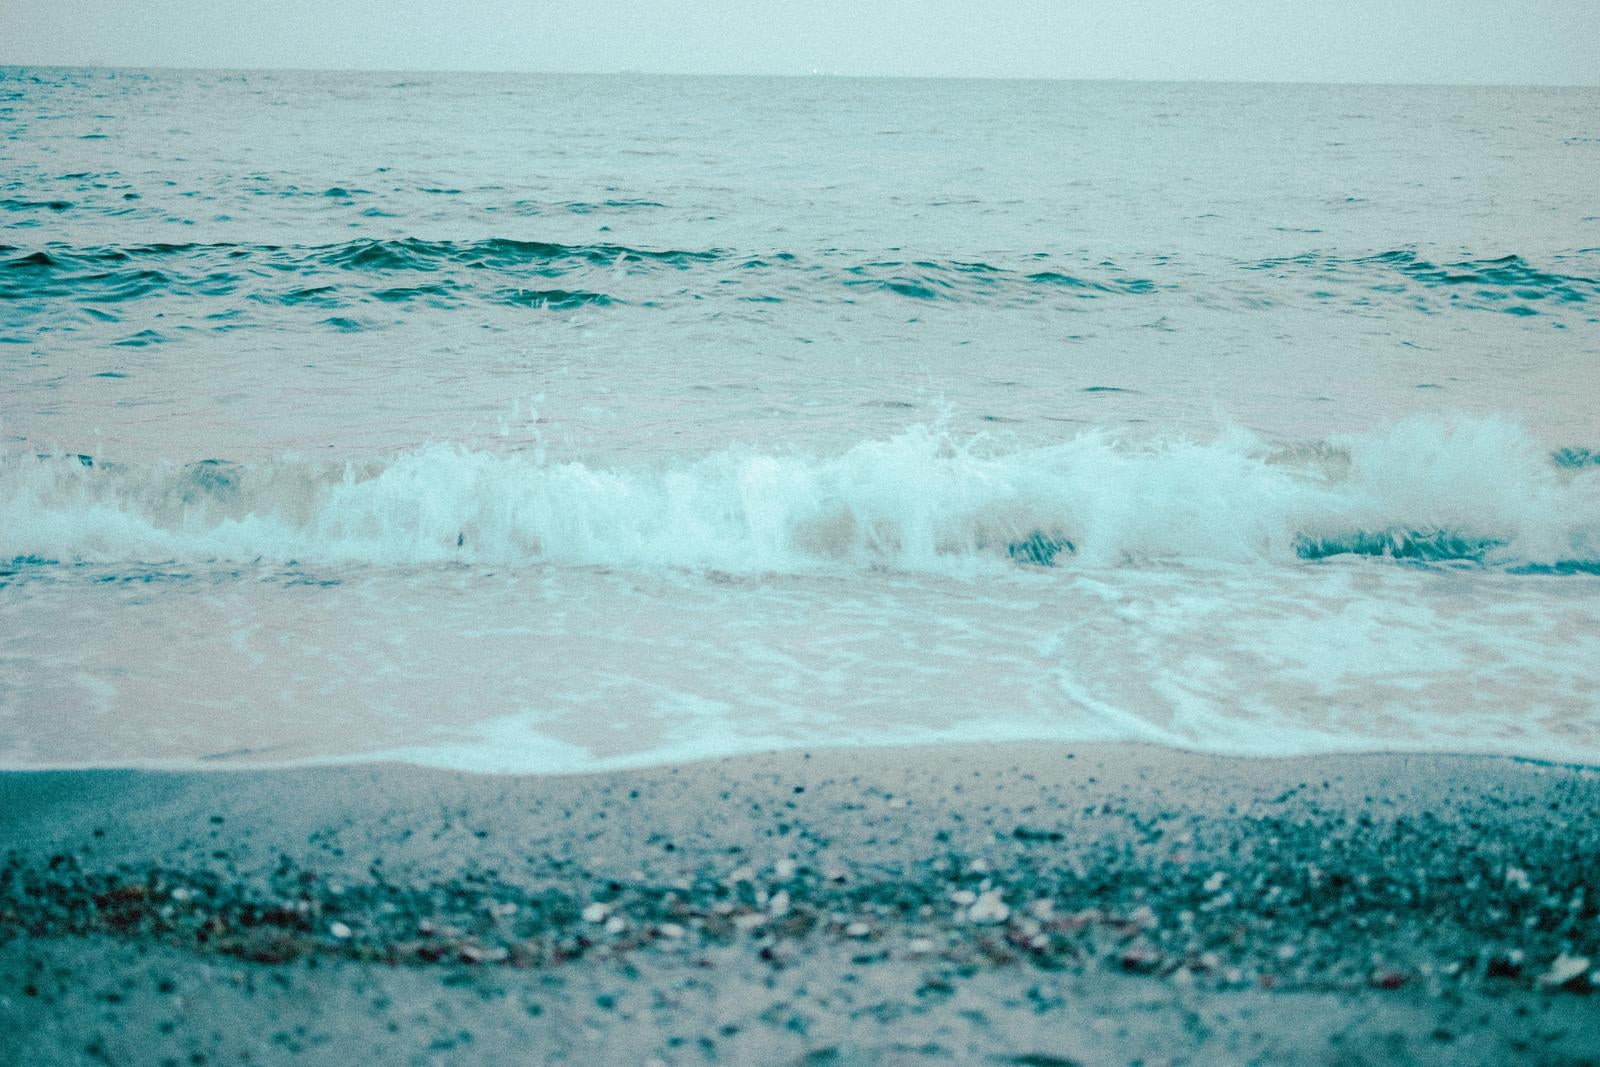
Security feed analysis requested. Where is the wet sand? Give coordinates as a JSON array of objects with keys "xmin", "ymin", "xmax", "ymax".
[{"xmin": 2, "ymin": 743, "xmax": 1597, "ymax": 1065}]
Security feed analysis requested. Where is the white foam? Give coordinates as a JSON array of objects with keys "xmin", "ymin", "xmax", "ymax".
[{"xmin": 4, "ymin": 414, "xmax": 1596, "ymax": 573}]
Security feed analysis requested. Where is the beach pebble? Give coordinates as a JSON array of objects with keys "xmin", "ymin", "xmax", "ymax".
[
  {"xmin": 968, "ymin": 890, "xmax": 1009, "ymax": 924},
  {"xmin": 1120, "ymin": 943, "xmax": 1162, "ymax": 972},
  {"xmin": 604, "ymin": 915, "xmax": 627, "ymax": 935},
  {"xmin": 582, "ymin": 902, "xmax": 610, "ymax": 924},
  {"xmin": 329, "ymin": 921, "xmax": 352, "ymax": 940},
  {"xmin": 1203, "ymin": 872, "xmax": 1227, "ymax": 893},
  {"xmin": 773, "ymin": 859, "xmax": 797, "ymax": 879},
  {"xmin": 907, "ymin": 937, "xmax": 936, "ymax": 955},
  {"xmin": 768, "ymin": 890, "xmax": 791, "ymax": 917},
  {"xmin": 656, "ymin": 923, "xmax": 686, "ymax": 940},
  {"xmin": 1538, "ymin": 953, "xmax": 1590, "ymax": 988},
  {"xmin": 1370, "ymin": 968, "xmax": 1407, "ymax": 990},
  {"xmin": 460, "ymin": 944, "xmax": 507, "ymax": 964},
  {"xmin": 950, "ymin": 889, "xmax": 978, "ymax": 907},
  {"xmin": 845, "ymin": 921, "xmax": 872, "ymax": 938},
  {"xmin": 1505, "ymin": 867, "xmax": 1532, "ymax": 891}
]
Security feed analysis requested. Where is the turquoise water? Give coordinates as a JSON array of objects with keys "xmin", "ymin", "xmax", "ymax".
[{"xmin": 3, "ymin": 68, "xmax": 1598, "ymax": 770}]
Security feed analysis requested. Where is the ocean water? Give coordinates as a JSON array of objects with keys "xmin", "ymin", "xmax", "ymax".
[{"xmin": 3, "ymin": 68, "xmax": 1598, "ymax": 771}]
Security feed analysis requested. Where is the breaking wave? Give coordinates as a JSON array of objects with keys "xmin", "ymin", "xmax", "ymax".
[{"xmin": 4, "ymin": 415, "xmax": 1597, "ymax": 576}]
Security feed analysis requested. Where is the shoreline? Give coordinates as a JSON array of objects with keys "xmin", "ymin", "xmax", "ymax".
[
  {"xmin": 4, "ymin": 735, "xmax": 1597, "ymax": 778},
  {"xmin": 4, "ymin": 742, "xmax": 1597, "ymax": 1064}
]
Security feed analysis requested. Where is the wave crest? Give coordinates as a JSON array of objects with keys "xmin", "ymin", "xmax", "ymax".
[{"xmin": 5, "ymin": 416, "xmax": 1597, "ymax": 575}]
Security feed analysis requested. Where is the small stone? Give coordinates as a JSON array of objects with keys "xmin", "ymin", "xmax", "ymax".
[
  {"xmin": 768, "ymin": 890, "xmax": 791, "ymax": 917},
  {"xmin": 1120, "ymin": 944, "xmax": 1162, "ymax": 972},
  {"xmin": 733, "ymin": 912, "xmax": 767, "ymax": 932},
  {"xmin": 329, "ymin": 921, "xmax": 352, "ymax": 940},
  {"xmin": 844, "ymin": 921, "xmax": 872, "ymax": 938},
  {"xmin": 1538, "ymin": 953, "xmax": 1591, "ymax": 989},
  {"xmin": 1129, "ymin": 904, "xmax": 1157, "ymax": 929},
  {"xmin": 1504, "ymin": 867, "xmax": 1531, "ymax": 891},
  {"xmin": 582, "ymin": 902, "xmax": 610, "ymax": 924},
  {"xmin": 604, "ymin": 915, "xmax": 627, "ymax": 935},
  {"xmin": 774, "ymin": 859, "xmax": 797, "ymax": 879},
  {"xmin": 968, "ymin": 890, "xmax": 1009, "ymax": 924},
  {"xmin": 1203, "ymin": 872, "xmax": 1227, "ymax": 893},
  {"xmin": 1370, "ymin": 969, "xmax": 1407, "ymax": 990},
  {"xmin": 950, "ymin": 889, "xmax": 978, "ymax": 906},
  {"xmin": 657, "ymin": 922, "xmax": 686, "ymax": 940},
  {"xmin": 907, "ymin": 937, "xmax": 936, "ymax": 955}
]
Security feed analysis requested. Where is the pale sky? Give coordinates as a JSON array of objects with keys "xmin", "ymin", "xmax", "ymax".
[{"xmin": 2, "ymin": 0, "xmax": 1597, "ymax": 85}]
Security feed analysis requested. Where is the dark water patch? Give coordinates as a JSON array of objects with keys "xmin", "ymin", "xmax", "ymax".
[
  {"xmin": 497, "ymin": 287, "xmax": 614, "ymax": 309},
  {"xmin": 1508, "ymin": 561, "xmax": 1600, "ymax": 576},
  {"xmin": 1028, "ymin": 271, "xmax": 1156, "ymax": 295},
  {"xmin": 846, "ymin": 276, "xmax": 944, "ymax": 300},
  {"xmin": 111, "ymin": 329, "xmax": 163, "ymax": 347},
  {"xmin": 178, "ymin": 459, "xmax": 241, "ymax": 502},
  {"xmin": 74, "ymin": 268, "xmax": 172, "ymax": 303},
  {"xmin": 1295, "ymin": 529, "xmax": 1504, "ymax": 564},
  {"xmin": 1552, "ymin": 447, "xmax": 1600, "ymax": 469},
  {"xmin": 1082, "ymin": 386, "xmax": 1137, "ymax": 394},
  {"xmin": 275, "ymin": 284, "xmax": 339, "ymax": 306},
  {"xmin": 321, "ymin": 316, "xmax": 364, "ymax": 331},
  {"xmin": 561, "ymin": 198, "xmax": 666, "ymax": 213},
  {"xmin": 316, "ymin": 236, "xmax": 721, "ymax": 273},
  {"xmin": 91, "ymin": 371, "xmax": 127, "ymax": 378},
  {"xmin": 319, "ymin": 237, "xmax": 453, "ymax": 271},
  {"xmin": 1, "ymin": 198, "xmax": 73, "ymax": 211},
  {"xmin": 1008, "ymin": 532, "xmax": 1076, "ymax": 567},
  {"xmin": 5, "ymin": 250, "xmax": 57, "ymax": 268},
  {"xmin": 1254, "ymin": 249, "xmax": 1600, "ymax": 313},
  {"xmin": 370, "ymin": 283, "xmax": 460, "ymax": 304}
]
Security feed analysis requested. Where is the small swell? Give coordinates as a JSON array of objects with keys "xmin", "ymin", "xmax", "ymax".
[
  {"xmin": 4, "ymin": 239, "xmax": 1594, "ymax": 321},
  {"xmin": 1250, "ymin": 249, "xmax": 1600, "ymax": 315}
]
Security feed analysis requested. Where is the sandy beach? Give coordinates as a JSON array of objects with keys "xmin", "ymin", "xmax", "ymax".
[{"xmin": 2, "ymin": 743, "xmax": 1597, "ymax": 1065}]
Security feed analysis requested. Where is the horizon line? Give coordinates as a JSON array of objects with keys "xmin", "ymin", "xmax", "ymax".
[{"xmin": 2, "ymin": 62, "xmax": 1595, "ymax": 91}]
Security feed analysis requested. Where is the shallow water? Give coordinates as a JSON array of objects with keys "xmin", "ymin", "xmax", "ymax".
[{"xmin": 3, "ymin": 68, "xmax": 1598, "ymax": 770}]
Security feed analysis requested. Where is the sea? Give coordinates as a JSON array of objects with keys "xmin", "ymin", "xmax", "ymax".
[{"xmin": 2, "ymin": 68, "xmax": 1598, "ymax": 773}]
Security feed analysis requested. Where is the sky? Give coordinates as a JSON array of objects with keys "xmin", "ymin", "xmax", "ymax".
[{"xmin": 2, "ymin": 0, "xmax": 1598, "ymax": 85}]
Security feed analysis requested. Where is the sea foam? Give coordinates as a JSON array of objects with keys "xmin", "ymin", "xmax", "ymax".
[{"xmin": 5, "ymin": 414, "xmax": 1595, "ymax": 575}]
